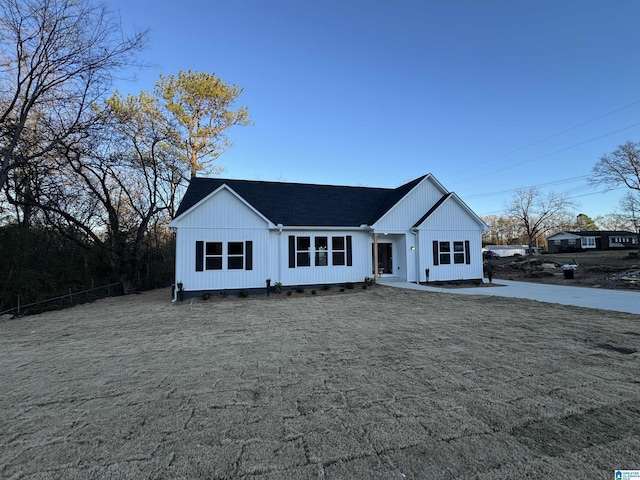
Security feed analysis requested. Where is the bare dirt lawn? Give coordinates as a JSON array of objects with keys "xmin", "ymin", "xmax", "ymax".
[
  {"xmin": 490, "ymin": 250, "xmax": 640, "ymax": 290},
  {"xmin": 1, "ymin": 286, "xmax": 639, "ymax": 479}
]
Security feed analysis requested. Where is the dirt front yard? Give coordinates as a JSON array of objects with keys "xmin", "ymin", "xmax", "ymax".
[
  {"xmin": 489, "ymin": 250, "xmax": 640, "ymax": 290},
  {"xmin": 1, "ymin": 286, "xmax": 639, "ymax": 479}
]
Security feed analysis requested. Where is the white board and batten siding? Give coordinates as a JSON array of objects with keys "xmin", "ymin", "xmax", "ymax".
[
  {"xmin": 172, "ymin": 187, "xmax": 272, "ymax": 292},
  {"xmin": 172, "ymin": 188, "xmax": 372, "ymax": 291},
  {"xmin": 416, "ymin": 196, "xmax": 485, "ymax": 282},
  {"xmin": 373, "ymin": 176, "xmax": 446, "ymax": 233},
  {"xmin": 277, "ymin": 229, "xmax": 372, "ymax": 287}
]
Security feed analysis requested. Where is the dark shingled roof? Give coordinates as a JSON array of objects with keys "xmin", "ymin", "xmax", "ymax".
[
  {"xmin": 569, "ymin": 230, "xmax": 636, "ymax": 236},
  {"xmin": 174, "ymin": 175, "xmax": 428, "ymax": 226}
]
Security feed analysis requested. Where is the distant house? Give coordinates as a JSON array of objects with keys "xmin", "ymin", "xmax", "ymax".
[
  {"xmin": 168, "ymin": 174, "xmax": 488, "ymax": 299},
  {"xmin": 483, "ymin": 244, "xmax": 540, "ymax": 257},
  {"xmin": 546, "ymin": 231, "xmax": 639, "ymax": 254}
]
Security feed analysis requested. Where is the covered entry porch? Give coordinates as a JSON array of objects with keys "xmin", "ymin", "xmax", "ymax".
[{"xmin": 371, "ymin": 233, "xmax": 410, "ymax": 280}]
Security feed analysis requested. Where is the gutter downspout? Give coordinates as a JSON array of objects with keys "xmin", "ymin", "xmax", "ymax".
[
  {"xmin": 410, "ymin": 228, "xmax": 419, "ymax": 284},
  {"xmin": 373, "ymin": 232, "xmax": 379, "ymax": 281},
  {"xmin": 277, "ymin": 224, "xmax": 283, "ymax": 284}
]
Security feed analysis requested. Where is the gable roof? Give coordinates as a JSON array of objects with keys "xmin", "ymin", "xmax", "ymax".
[
  {"xmin": 411, "ymin": 192, "xmax": 488, "ymax": 230},
  {"xmin": 174, "ymin": 175, "xmax": 428, "ymax": 227},
  {"xmin": 548, "ymin": 230, "xmax": 637, "ymax": 239}
]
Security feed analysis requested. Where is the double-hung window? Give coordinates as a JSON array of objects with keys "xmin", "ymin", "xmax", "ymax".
[
  {"xmin": 195, "ymin": 241, "xmax": 253, "ymax": 271},
  {"xmin": 439, "ymin": 241, "xmax": 451, "ymax": 264},
  {"xmin": 332, "ymin": 236, "xmax": 345, "ymax": 266},
  {"xmin": 289, "ymin": 235, "xmax": 352, "ymax": 268},
  {"xmin": 433, "ymin": 240, "xmax": 471, "ymax": 266},
  {"xmin": 453, "ymin": 241, "xmax": 465, "ymax": 264},
  {"xmin": 205, "ymin": 242, "xmax": 223, "ymax": 270},
  {"xmin": 315, "ymin": 237, "xmax": 328, "ymax": 266},
  {"xmin": 227, "ymin": 242, "xmax": 244, "ymax": 269},
  {"xmin": 296, "ymin": 237, "xmax": 311, "ymax": 267}
]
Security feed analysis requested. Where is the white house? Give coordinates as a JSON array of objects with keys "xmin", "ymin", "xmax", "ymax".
[
  {"xmin": 483, "ymin": 245, "xmax": 540, "ymax": 257},
  {"xmin": 168, "ymin": 174, "xmax": 488, "ymax": 298}
]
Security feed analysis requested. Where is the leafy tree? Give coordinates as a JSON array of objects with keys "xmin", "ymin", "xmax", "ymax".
[
  {"xmin": 504, "ymin": 188, "xmax": 576, "ymax": 255},
  {"xmin": 590, "ymin": 141, "xmax": 640, "ymax": 192},
  {"xmin": 575, "ymin": 213, "xmax": 598, "ymax": 231},
  {"xmin": 0, "ymin": 0, "xmax": 147, "ymax": 220},
  {"xmin": 156, "ymin": 70, "xmax": 252, "ymax": 178}
]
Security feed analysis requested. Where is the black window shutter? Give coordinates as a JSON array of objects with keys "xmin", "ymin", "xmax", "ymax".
[
  {"xmin": 432, "ymin": 241, "xmax": 439, "ymax": 266},
  {"xmin": 245, "ymin": 241, "xmax": 253, "ymax": 270},
  {"xmin": 465, "ymin": 240, "xmax": 471, "ymax": 264},
  {"xmin": 195, "ymin": 241, "xmax": 204, "ymax": 271},
  {"xmin": 346, "ymin": 235, "xmax": 353, "ymax": 266},
  {"xmin": 288, "ymin": 236, "xmax": 295, "ymax": 268}
]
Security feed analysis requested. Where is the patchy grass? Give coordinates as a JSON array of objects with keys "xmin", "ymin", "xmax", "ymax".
[{"xmin": 1, "ymin": 287, "xmax": 639, "ymax": 479}]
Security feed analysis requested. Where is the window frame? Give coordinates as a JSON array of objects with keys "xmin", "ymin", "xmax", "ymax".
[
  {"xmin": 332, "ymin": 236, "xmax": 346, "ymax": 266},
  {"xmin": 315, "ymin": 236, "xmax": 328, "ymax": 266},
  {"xmin": 205, "ymin": 242, "xmax": 223, "ymax": 270},
  {"xmin": 453, "ymin": 241, "xmax": 465, "ymax": 264},
  {"xmin": 296, "ymin": 236, "xmax": 311, "ymax": 267},
  {"xmin": 439, "ymin": 241, "xmax": 451, "ymax": 265},
  {"xmin": 227, "ymin": 241, "xmax": 244, "ymax": 270}
]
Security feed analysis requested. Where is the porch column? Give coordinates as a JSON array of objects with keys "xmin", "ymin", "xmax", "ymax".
[{"xmin": 373, "ymin": 233, "xmax": 379, "ymax": 280}]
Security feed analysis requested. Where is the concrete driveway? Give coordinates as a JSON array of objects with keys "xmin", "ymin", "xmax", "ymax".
[{"xmin": 378, "ymin": 278, "xmax": 640, "ymax": 315}]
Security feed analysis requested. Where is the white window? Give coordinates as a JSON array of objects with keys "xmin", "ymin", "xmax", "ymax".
[
  {"xmin": 227, "ymin": 242, "xmax": 244, "ymax": 270},
  {"xmin": 205, "ymin": 242, "xmax": 223, "ymax": 270},
  {"xmin": 332, "ymin": 236, "xmax": 345, "ymax": 266},
  {"xmin": 439, "ymin": 241, "xmax": 451, "ymax": 264},
  {"xmin": 315, "ymin": 237, "xmax": 328, "ymax": 266},
  {"xmin": 296, "ymin": 237, "xmax": 311, "ymax": 267},
  {"xmin": 453, "ymin": 241, "xmax": 465, "ymax": 264}
]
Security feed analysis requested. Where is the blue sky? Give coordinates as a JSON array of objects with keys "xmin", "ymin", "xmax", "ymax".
[{"xmin": 110, "ymin": 0, "xmax": 640, "ymax": 219}]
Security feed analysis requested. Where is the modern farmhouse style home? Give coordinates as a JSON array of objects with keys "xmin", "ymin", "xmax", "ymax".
[{"xmin": 168, "ymin": 174, "xmax": 488, "ymax": 298}]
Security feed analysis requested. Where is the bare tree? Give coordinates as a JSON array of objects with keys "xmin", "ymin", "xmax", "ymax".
[
  {"xmin": 481, "ymin": 215, "xmax": 523, "ymax": 245},
  {"xmin": 589, "ymin": 141, "xmax": 640, "ymax": 192},
  {"xmin": 619, "ymin": 191, "xmax": 640, "ymax": 245},
  {"xmin": 26, "ymin": 127, "xmax": 169, "ymax": 292},
  {"xmin": 504, "ymin": 188, "xmax": 576, "ymax": 255},
  {"xmin": 0, "ymin": 0, "xmax": 147, "ymax": 198},
  {"xmin": 595, "ymin": 212, "xmax": 634, "ymax": 231}
]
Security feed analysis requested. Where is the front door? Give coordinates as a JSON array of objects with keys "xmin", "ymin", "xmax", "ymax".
[{"xmin": 378, "ymin": 243, "xmax": 392, "ymax": 274}]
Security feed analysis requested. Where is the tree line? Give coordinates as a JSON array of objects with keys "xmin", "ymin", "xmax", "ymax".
[
  {"xmin": 0, "ymin": 0, "xmax": 250, "ymax": 310},
  {"xmin": 484, "ymin": 142, "xmax": 640, "ymax": 250}
]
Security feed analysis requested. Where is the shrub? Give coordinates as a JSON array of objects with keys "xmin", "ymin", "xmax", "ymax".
[
  {"xmin": 364, "ymin": 276, "xmax": 374, "ymax": 286},
  {"xmin": 311, "ymin": 290, "xmax": 316, "ymax": 295},
  {"xmin": 321, "ymin": 284, "xmax": 331, "ymax": 291},
  {"xmin": 286, "ymin": 290, "xmax": 293, "ymax": 296},
  {"xmin": 340, "ymin": 288, "xmax": 345, "ymax": 292},
  {"xmin": 202, "ymin": 293, "xmax": 210, "ymax": 301},
  {"xmin": 295, "ymin": 285, "xmax": 305, "ymax": 294},
  {"xmin": 272, "ymin": 281, "xmax": 283, "ymax": 294},
  {"xmin": 219, "ymin": 290, "xmax": 228, "ymax": 298},
  {"xmin": 345, "ymin": 282, "xmax": 355, "ymax": 290},
  {"xmin": 238, "ymin": 290, "xmax": 249, "ymax": 298}
]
